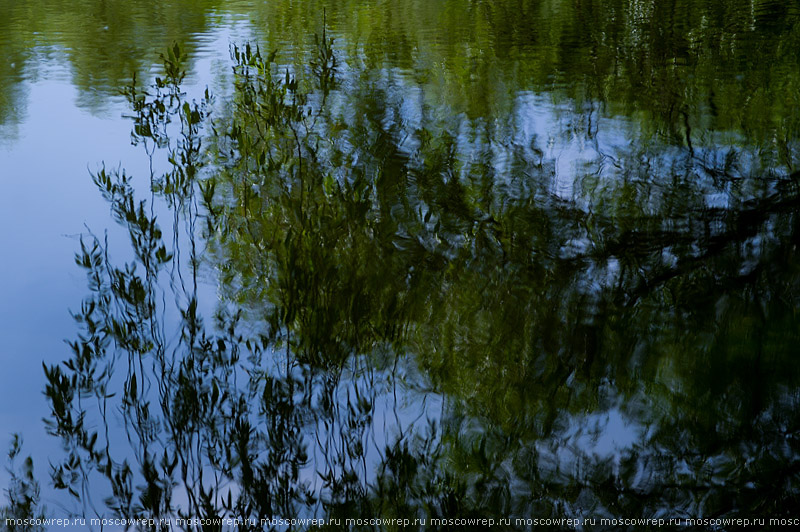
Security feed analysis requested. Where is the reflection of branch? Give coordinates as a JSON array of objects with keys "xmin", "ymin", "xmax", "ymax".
[{"xmin": 622, "ymin": 191, "xmax": 800, "ymax": 305}]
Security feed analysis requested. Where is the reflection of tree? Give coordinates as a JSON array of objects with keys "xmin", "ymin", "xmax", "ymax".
[
  {"xmin": 202, "ymin": 38, "xmax": 800, "ymax": 521},
  {"xmin": 40, "ymin": 35, "xmax": 800, "ymax": 530},
  {"xmin": 247, "ymin": 0, "xmax": 800, "ymax": 146},
  {"xmin": 423, "ymin": 151, "xmax": 800, "ymax": 519},
  {"xmin": 0, "ymin": 7, "xmax": 28, "ymax": 132},
  {"xmin": 3, "ymin": 0, "xmax": 800, "ymax": 148},
  {"xmin": 1, "ymin": 435, "xmax": 46, "ymax": 531},
  {"xmin": 0, "ymin": 0, "xmax": 220, "ymax": 124}
]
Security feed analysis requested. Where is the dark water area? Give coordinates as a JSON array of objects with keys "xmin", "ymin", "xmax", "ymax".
[{"xmin": 2, "ymin": 0, "xmax": 800, "ymax": 529}]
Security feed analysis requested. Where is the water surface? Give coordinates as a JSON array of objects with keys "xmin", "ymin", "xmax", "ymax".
[{"xmin": 2, "ymin": 0, "xmax": 800, "ymax": 526}]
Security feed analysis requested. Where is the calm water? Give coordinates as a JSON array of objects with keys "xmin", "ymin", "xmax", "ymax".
[{"xmin": 1, "ymin": 0, "xmax": 800, "ymax": 527}]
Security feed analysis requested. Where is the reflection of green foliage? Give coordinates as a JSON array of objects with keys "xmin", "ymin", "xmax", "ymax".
[
  {"xmin": 207, "ymin": 31, "xmax": 800, "ymax": 521},
  {"xmin": 3, "ymin": 0, "xmax": 800, "ymax": 153},
  {"xmin": 0, "ymin": 0, "xmax": 219, "ymax": 123},
  {"xmin": 246, "ymin": 0, "xmax": 800, "ymax": 146},
  {"xmin": 0, "ymin": 9, "xmax": 27, "ymax": 130},
  {"xmin": 1, "ymin": 435, "xmax": 46, "ymax": 532},
  {"xmin": 39, "ymin": 26, "xmax": 800, "ymax": 531}
]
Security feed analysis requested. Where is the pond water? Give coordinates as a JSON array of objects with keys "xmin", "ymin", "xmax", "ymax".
[{"xmin": 1, "ymin": 0, "xmax": 800, "ymax": 527}]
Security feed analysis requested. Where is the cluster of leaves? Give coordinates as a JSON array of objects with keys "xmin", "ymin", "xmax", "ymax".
[{"xmin": 1, "ymin": 436, "xmax": 46, "ymax": 532}]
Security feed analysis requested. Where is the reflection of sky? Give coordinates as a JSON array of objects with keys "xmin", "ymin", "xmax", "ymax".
[
  {"xmin": 0, "ymin": 23, "xmax": 242, "ymax": 509},
  {"xmin": 0, "ymin": 78, "xmax": 150, "ymax": 511}
]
